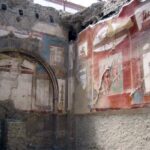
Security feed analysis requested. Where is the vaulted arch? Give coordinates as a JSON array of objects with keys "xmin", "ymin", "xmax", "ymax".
[{"xmin": 0, "ymin": 34, "xmax": 59, "ymax": 112}]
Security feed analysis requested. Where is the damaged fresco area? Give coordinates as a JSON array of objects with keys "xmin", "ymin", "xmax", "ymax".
[
  {"xmin": 0, "ymin": 53, "xmax": 53, "ymax": 112},
  {"xmin": 75, "ymin": 0, "xmax": 150, "ymax": 114},
  {"xmin": 0, "ymin": 1, "xmax": 68, "ymax": 150},
  {"xmin": 0, "ymin": 0, "xmax": 68, "ymax": 114},
  {"xmin": 0, "ymin": 26, "xmax": 67, "ymax": 113},
  {"xmin": 93, "ymin": 53, "xmax": 123, "ymax": 109}
]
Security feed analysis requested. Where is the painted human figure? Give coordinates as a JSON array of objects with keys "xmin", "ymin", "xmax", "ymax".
[
  {"xmin": 101, "ymin": 68, "xmax": 111, "ymax": 94},
  {"xmin": 93, "ymin": 68, "xmax": 111, "ymax": 109},
  {"xmin": 131, "ymin": 77, "xmax": 144, "ymax": 105}
]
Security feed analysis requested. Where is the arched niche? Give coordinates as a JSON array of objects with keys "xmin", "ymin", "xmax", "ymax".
[{"xmin": 0, "ymin": 48, "xmax": 58, "ymax": 113}]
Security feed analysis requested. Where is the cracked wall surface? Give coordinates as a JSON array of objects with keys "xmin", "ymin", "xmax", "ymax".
[
  {"xmin": 0, "ymin": 54, "xmax": 53, "ymax": 111},
  {"xmin": 0, "ymin": 0, "xmax": 68, "ymax": 113},
  {"xmin": 62, "ymin": 0, "xmax": 131, "ymax": 37},
  {"xmin": 0, "ymin": 0, "xmax": 150, "ymax": 150},
  {"xmin": 74, "ymin": 0, "xmax": 150, "ymax": 113},
  {"xmin": 73, "ymin": 0, "xmax": 150, "ymax": 149},
  {"xmin": 0, "ymin": 1, "xmax": 69, "ymax": 149}
]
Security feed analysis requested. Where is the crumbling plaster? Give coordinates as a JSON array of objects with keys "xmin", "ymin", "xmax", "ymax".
[
  {"xmin": 62, "ymin": 0, "xmax": 131, "ymax": 35},
  {"xmin": 0, "ymin": 0, "xmax": 149, "ymax": 150}
]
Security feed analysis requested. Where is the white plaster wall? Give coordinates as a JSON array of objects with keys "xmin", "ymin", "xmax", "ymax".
[
  {"xmin": 0, "ymin": 57, "xmax": 53, "ymax": 111},
  {"xmin": 36, "ymin": 79, "xmax": 50, "ymax": 106},
  {"xmin": 11, "ymin": 74, "xmax": 33, "ymax": 110},
  {"xmin": 0, "ymin": 72, "xmax": 33, "ymax": 110},
  {"xmin": 0, "ymin": 71, "xmax": 15, "ymax": 100},
  {"xmin": 75, "ymin": 108, "xmax": 150, "ymax": 150}
]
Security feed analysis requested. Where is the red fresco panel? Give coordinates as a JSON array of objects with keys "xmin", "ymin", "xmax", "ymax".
[{"xmin": 77, "ymin": 0, "xmax": 150, "ymax": 113}]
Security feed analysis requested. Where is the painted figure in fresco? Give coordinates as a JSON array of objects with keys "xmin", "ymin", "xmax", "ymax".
[
  {"xmin": 92, "ymin": 55, "xmax": 123, "ymax": 110},
  {"xmin": 131, "ymin": 85, "xmax": 144, "ymax": 105},
  {"xmin": 101, "ymin": 68, "xmax": 112, "ymax": 94},
  {"xmin": 131, "ymin": 76, "xmax": 144, "ymax": 105},
  {"xmin": 93, "ymin": 67, "xmax": 112, "ymax": 109},
  {"xmin": 80, "ymin": 47, "xmax": 86, "ymax": 57}
]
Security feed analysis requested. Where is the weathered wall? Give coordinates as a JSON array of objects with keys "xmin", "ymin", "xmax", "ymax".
[
  {"xmin": 0, "ymin": 0, "xmax": 150, "ymax": 150},
  {"xmin": 74, "ymin": 1, "xmax": 150, "ymax": 149},
  {"xmin": 0, "ymin": 114, "xmax": 70, "ymax": 150},
  {"xmin": 0, "ymin": 0, "xmax": 67, "ymax": 38},
  {"xmin": 0, "ymin": 1, "xmax": 70, "ymax": 149},
  {"xmin": 63, "ymin": 0, "xmax": 131, "ymax": 36},
  {"xmin": 74, "ymin": 0, "xmax": 150, "ymax": 114},
  {"xmin": 0, "ymin": 0, "xmax": 69, "ymax": 113},
  {"xmin": 75, "ymin": 108, "xmax": 150, "ymax": 150}
]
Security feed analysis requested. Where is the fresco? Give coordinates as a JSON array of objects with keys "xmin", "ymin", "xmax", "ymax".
[
  {"xmin": 93, "ymin": 18, "xmax": 133, "ymax": 52},
  {"xmin": 76, "ymin": 0, "xmax": 150, "ymax": 113},
  {"xmin": 93, "ymin": 53, "xmax": 123, "ymax": 109},
  {"xmin": 0, "ymin": 27, "xmax": 67, "ymax": 113},
  {"xmin": 0, "ymin": 27, "xmax": 43, "ymax": 40},
  {"xmin": 57, "ymin": 79, "xmax": 66, "ymax": 113},
  {"xmin": 49, "ymin": 46, "xmax": 64, "ymax": 66},
  {"xmin": 78, "ymin": 41, "xmax": 88, "ymax": 58},
  {"xmin": 143, "ymin": 52, "xmax": 150, "ymax": 93},
  {"xmin": 135, "ymin": 2, "xmax": 150, "ymax": 31},
  {"xmin": 0, "ymin": 53, "xmax": 53, "ymax": 112},
  {"xmin": 77, "ymin": 59, "xmax": 92, "ymax": 96}
]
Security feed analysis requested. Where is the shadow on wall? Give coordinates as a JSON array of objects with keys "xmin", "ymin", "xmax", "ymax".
[
  {"xmin": 75, "ymin": 115, "xmax": 104, "ymax": 150},
  {"xmin": 0, "ymin": 99, "xmax": 69, "ymax": 150}
]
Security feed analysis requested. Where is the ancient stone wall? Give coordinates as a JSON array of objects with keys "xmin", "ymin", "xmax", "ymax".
[
  {"xmin": 62, "ymin": 0, "xmax": 131, "ymax": 38},
  {"xmin": 0, "ymin": 0, "xmax": 69, "ymax": 149},
  {"xmin": 0, "ymin": 0, "xmax": 149, "ymax": 150},
  {"xmin": 0, "ymin": 0, "xmax": 67, "ymax": 38},
  {"xmin": 0, "ymin": 0, "xmax": 69, "ymax": 113}
]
